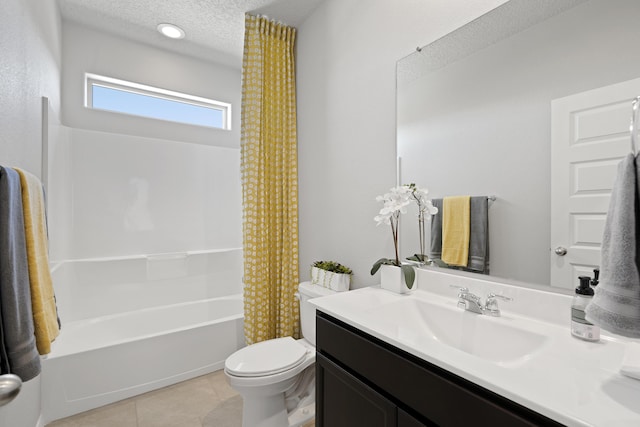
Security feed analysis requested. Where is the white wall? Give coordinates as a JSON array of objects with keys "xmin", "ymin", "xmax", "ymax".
[
  {"xmin": 296, "ymin": 0, "xmax": 509, "ymax": 288},
  {"xmin": 0, "ymin": 0, "xmax": 61, "ymax": 425},
  {"xmin": 0, "ymin": 0, "xmax": 61, "ymax": 174},
  {"xmin": 61, "ymin": 21, "xmax": 240, "ymax": 148},
  {"xmin": 53, "ymin": 22, "xmax": 243, "ymax": 260}
]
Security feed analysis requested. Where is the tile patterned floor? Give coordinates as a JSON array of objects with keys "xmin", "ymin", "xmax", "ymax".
[{"xmin": 46, "ymin": 370, "xmax": 315, "ymax": 427}]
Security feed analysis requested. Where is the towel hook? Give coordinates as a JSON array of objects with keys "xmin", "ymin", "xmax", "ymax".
[{"xmin": 631, "ymin": 96, "xmax": 640, "ymax": 155}]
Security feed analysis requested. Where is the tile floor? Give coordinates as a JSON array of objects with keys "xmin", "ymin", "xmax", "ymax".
[{"xmin": 46, "ymin": 370, "xmax": 315, "ymax": 427}]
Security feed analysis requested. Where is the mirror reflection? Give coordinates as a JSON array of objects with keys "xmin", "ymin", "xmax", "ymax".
[{"xmin": 397, "ymin": 0, "xmax": 640, "ymax": 289}]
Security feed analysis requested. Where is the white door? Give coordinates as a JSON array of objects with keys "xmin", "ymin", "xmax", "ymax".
[{"xmin": 550, "ymin": 77, "xmax": 640, "ymax": 290}]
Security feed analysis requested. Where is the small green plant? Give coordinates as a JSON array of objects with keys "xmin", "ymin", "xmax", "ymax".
[{"xmin": 313, "ymin": 260, "xmax": 353, "ymax": 275}]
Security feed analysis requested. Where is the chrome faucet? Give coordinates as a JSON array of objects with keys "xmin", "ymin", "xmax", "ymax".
[
  {"xmin": 451, "ymin": 286, "xmax": 512, "ymax": 316},
  {"xmin": 484, "ymin": 293, "xmax": 512, "ymax": 317},
  {"xmin": 456, "ymin": 288, "xmax": 485, "ymax": 314}
]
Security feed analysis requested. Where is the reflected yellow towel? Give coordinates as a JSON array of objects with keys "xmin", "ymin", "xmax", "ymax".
[
  {"xmin": 442, "ymin": 196, "xmax": 471, "ymax": 267},
  {"xmin": 14, "ymin": 168, "xmax": 60, "ymax": 355}
]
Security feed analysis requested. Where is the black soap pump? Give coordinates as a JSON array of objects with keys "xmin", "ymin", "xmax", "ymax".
[
  {"xmin": 591, "ymin": 268, "xmax": 600, "ymax": 287},
  {"xmin": 570, "ymin": 274, "xmax": 600, "ymax": 342}
]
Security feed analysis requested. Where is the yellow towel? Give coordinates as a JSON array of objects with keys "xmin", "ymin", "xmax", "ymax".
[
  {"xmin": 14, "ymin": 168, "xmax": 60, "ymax": 355},
  {"xmin": 441, "ymin": 196, "xmax": 471, "ymax": 267}
]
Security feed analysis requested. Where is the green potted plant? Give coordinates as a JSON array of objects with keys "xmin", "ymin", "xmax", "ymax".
[{"xmin": 311, "ymin": 260, "xmax": 353, "ymax": 292}]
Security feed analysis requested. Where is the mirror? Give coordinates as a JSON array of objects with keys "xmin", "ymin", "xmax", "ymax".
[{"xmin": 397, "ymin": 0, "xmax": 640, "ymax": 288}]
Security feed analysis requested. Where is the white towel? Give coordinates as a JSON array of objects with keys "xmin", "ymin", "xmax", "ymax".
[
  {"xmin": 620, "ymin": 342, "xmax": 640, "ymax": 380},
  {"xmin": 585, "ymin": 153, "xmax": 640, "ymax": 337}
]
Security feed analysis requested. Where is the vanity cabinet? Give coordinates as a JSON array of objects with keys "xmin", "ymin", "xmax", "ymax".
[{"xmin": 315, "ymin": 311, "xmax": 563, "ymax": 427}]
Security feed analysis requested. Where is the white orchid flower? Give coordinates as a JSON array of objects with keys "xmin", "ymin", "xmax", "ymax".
[
  {"xmin": 374, "ymin": 213, "xmax": 391, "ymax": 226},
  {"xmin": 373, "ymin": 184, "xmax": 436, "ymax": 283},
  {"xmin": 424, "ymin": 200, "xmax": 439, "ymax": 215}
]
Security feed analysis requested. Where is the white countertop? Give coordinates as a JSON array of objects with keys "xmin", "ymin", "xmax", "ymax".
[{"xmin": 309, "ymin": 269, "xmax": 640, "ymax": 427}]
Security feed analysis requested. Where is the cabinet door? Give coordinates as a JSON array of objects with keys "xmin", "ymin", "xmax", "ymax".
[
  {"xmin": 398, "ymin": 409, "xmax": 430, "ymax": 427},
  {"xmin": 317, "ymin": 353, "xmax": 396, "ymax": 427}
]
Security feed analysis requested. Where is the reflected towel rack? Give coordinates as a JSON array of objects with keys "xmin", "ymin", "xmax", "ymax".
[{"xmin": 631, "ymin": 96, "xmax": 640, "ymax": 155}]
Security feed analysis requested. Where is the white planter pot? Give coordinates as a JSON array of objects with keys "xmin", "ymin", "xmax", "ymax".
[
  {"xmin": 311, "ymin": 267, "xmax": 351, "ymax": 292},
  {"xmin": 380, "ymin": 264, "xmax": 413, "ymax": 294}
]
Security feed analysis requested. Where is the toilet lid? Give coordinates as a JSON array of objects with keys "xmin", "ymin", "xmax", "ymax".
[{"xmin": 225, "ymin": 337, "xmax": 308, "ymax": 377}]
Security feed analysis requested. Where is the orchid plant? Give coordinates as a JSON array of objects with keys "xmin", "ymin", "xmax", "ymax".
[
  {"xmin": 371, "ymin": 184, "xmax": 438, "ymax": 289},
  {"xmin": 405, "ymin": 183, "xmax": 439, "ymax": 264}
]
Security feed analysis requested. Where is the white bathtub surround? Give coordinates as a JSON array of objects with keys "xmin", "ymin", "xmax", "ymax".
[
  {"xmin": 145, "ymin": 252, "xmax": 189, "ymax": 280},
  {"xmin": 41, "ymin": 249, "xmax": 244, "ymax": 424},
  {"xmin": 311, "ymin": 268, "xmax": 640, "ymax": 426},
  {"xmin": 51, "ymin": 249, "xmax": 242, "ymax": 323},
  {"xmin": 47, "ymin": 126, "xmax": 242, "ymax": 261}
]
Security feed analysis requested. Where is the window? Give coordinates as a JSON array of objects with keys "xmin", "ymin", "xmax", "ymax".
[{"xmin": 85, "ymin": 74, "xmax": 231, "ymax": 130}]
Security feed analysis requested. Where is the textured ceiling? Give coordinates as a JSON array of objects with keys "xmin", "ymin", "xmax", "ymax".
[
  {"xmin": 57, "ymin": 0, "xmax": 325, "ymax": 68},
  {"xmin": 397, "ymin": 0, "xmax": 587, "ymax": 86}
]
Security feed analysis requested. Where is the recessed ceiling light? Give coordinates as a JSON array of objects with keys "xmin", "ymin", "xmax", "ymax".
[{"xmin": 157, "ymin": 23, "xmax": 185, "ymax": 39}]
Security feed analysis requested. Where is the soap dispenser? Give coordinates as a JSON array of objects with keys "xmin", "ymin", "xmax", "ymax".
[
  {"xmin": 591, "ymin": 268, "xmax": 599, "ymax": 287},
  {"xmin": 570, "ymin": 275, "xmax": 600, "ymax": 342}
]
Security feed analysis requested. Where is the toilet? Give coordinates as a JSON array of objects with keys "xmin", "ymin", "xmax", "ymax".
[{"xmin": 224, "ymin": 281, "xmax": 342, "ymax": 427}]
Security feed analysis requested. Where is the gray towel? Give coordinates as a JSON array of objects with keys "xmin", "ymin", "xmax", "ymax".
[
  {"xmin": 0, "ymin": 166, "xmax": 41, "ymax": 381},
  {"xmin": 467, "ymin": 196, "xmax": 490, "ymax": 274},
  {"xmin": 429, "ymin": 199, "xmax": 443, "ymax": 261},
  {"xmin": 430, "ymin": 197, "xmax": 490, "ymax": 274},
  {"xmin": 585, "ymin": 153, "xmax": 640, "ymax": 338}
]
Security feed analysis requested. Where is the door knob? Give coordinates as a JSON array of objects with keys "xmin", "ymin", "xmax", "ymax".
[
  {"xmin": 555, "ymin": 246, "xmax": 568, "ymax": 256},
  {"xmin": 0, "ymin": 374, "xmax": 21, "ymax": 407}
]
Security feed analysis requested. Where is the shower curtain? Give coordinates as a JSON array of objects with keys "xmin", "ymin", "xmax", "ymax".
[{"xmin": 241, "ymin": 14, "xmax": 299, "ymax": 345}]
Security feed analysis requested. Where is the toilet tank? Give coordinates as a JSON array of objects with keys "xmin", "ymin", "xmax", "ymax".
[{"xmin": 297, "ymin": 282, "xmax": 339, "ymax": 346}]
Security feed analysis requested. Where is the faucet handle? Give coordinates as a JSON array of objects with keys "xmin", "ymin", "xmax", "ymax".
[
  {"xmin": 449, "ymin": 285, "xmax": 468, "ymax": 295},
  {"xmin": 449, "ymin": 285, "xmax": 469, "ymax": 308},
  {"xmin": 487, "ymin": 292, "xmax": 512, "ymax": 301},
  {"xmin": 484, "ymin": 293, "xmax": 512, "ymax": 317}
]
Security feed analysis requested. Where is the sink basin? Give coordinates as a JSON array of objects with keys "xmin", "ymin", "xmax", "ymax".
[{"xmin": 369, "ymin": 298, "xmax": 548, "ymax": 365}]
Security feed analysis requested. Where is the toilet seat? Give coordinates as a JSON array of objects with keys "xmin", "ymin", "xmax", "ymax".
[{"xmin": 225, "ymin": 337, "xmax": 309, "ymax": 377}]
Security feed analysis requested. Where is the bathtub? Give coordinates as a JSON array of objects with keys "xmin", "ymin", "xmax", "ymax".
[{"xmin": 40, "ymin": 249, "xmax": 245, "ymax": 423}]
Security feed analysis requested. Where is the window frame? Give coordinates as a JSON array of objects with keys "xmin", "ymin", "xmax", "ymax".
[{"xmin": 84, "ymin": 73, "xmax": 232, "ymax": 130}]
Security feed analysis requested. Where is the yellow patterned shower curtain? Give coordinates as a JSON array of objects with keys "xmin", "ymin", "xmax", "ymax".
[{"xmin": 241, "ymin": 14, "xmax": 299, "ymax": 345}]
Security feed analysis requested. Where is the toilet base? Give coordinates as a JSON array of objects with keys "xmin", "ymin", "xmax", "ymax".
[
  {"xmin": 241, "ymin": 393, "xmax": 289, "ymax": 427},
  {"xmin": 240, "ymin": 395, "xmax": 314, "ymax": 427},
  {"xmin": 288, "ymin": 402, "xmax": 314, "ymax": 427}
]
